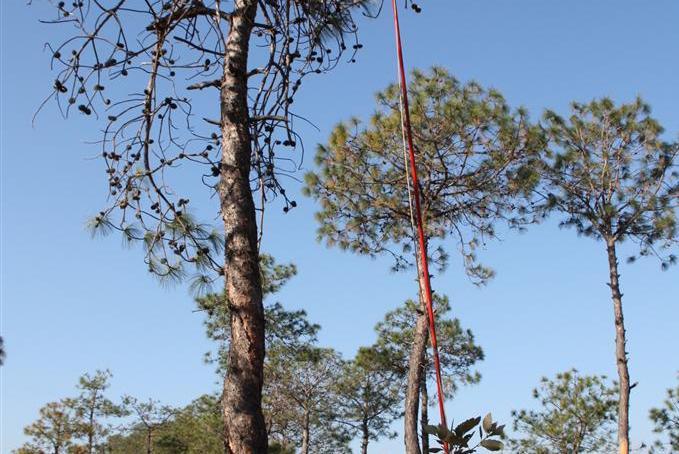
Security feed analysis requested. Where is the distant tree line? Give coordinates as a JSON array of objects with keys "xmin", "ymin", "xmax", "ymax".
[
  {"xmin": 14, "ymin": 255, "xmax": 482, "ymax": 453},
  {"xmin": 14, "ymin": 256, "xmax": 679, "ymax": 453}
]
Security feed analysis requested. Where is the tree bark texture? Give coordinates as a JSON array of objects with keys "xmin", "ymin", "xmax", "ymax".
[
  {"xmin": 301, "ymin": 410, "xmax": 310, "ymax": 454},
  {"xmin": 404, "ymin": 267, "xmax": 431, "ymax": 454},
  {"xmin": 361, "ymin": 420, "xmax": 370, "ymax": 454},
  {"xmin": 606, "ymin": 238, "xmax": 630, "ymax": 454},
  {"xmin": 421, "ymin": 372, "xmax": 429, "ymax": 454},
  {"xmin": 219, "ymin": 0, "xmax": 268, "ymax": 452}
]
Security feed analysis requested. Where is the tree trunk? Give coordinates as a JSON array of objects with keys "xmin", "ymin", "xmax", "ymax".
[
  {"xmin": 88, "ymin": 405, "xmax": 95, "ymax": 454},
  {"xmin": 404, "ymin": 269, "xmax": 430, "ymax": 454},
  {"xmin": 301, "ymin": 410, "xmax": 310, "ymax": 454},
  {"xmin": 220, "ymin": 0, "xmax": 268, "ymax": 452},
  {"xmin": 606, "ymin": 238, "xmax": 630, "ymax": 454},
  {"xmin": 420, "ymin": 372, "xmax": 429, "ymax": 454},
  {"xmin": 361, "ymin": 419, "xmax": 370, "ymax": 454},
  {"xmin": 146, "ymin": 428, "xmax": 153, "ymax": 454}
]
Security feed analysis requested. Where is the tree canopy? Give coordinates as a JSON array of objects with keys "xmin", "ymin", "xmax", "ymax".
[
  {"xmin": 305, "ymin": 66, "xmax": 545, "ymax": 279},
  {"xmin": 649, "ymin": 375, "xmax": 679, "ymax": 453},
  {"xmin": 539, "ymin": 97, "xmax": 678, "ymax": 266},
  {"xmin": 334, "ymin": 346, "xmax": 403, "ymax": 454},
  {"xmin": 374, "ymin": 295, "xmax": 483, "ymax": 396},
  {"xmin": 510, "ymin": 370, "xmax": 618, "ymax": 453},
  {"xmin": 536, "ymin": 97, "xmax": 678, "ymax": 453},
  {"xmin": 195, "ymin": 254, "xmax": 318, "ymax": 374}
]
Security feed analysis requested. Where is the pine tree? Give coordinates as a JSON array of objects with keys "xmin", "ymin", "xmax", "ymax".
[
  {"xmin": 373, "ymin": 295, "xmax": 484, "ymax": 452},
  {"xmin": 649, "ymin": 374, "xmax": 679, "ymax": 453},
  {"xmin": 34, "ymin": 2, "xmax": 372, "ymax": 450},
  {"xmin": 538, "ymin": 98, "xmax": 679, "ymax": 454},
  {"xmin": 121, "ymin": 396, "xmax": 176, "ymax": 454},
  {"xmin": 197, "ymin": 255, "xmax": 341, "ymax": 452},
  {"xmin": 265, "ymin": 346, "xmax": 351, "ymax": 454},
  {"xmin": 334, "ymin": 347, "xmax": 403, "ymax": 454},
  {"xmin": 510, "ymin": 370, "xmax": 618, "ymax": 453},
  {"xmin": 107, "ymin": 394, "xmax": 224, "ymax": 454},
  {"xmin": 69, "ymin": 370, "xmax": 125, "ymax": 454},
  {"xmin": 16, "ymin": 401, "xmax": 78, "ymax": 454},
  {"xmin": 195, "ymin": 255, "xmax": 317, "ymax": 375},
  {"xmin": 304, "ymin": 67, "xmax": 542, "ymax": 453}
]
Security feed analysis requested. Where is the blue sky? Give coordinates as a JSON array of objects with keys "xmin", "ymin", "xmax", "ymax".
[{"xmin": 2, "ymin": 0, "xmax": 678, "ymax": 452}]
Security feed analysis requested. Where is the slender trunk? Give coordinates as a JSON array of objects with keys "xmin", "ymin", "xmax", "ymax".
[
  {"xmin": 220, "ymin": 0, "xmax": 267, "ymax": 452},
  {"xmin": 301, "ymin": 409, "xmax": 310, "ymax": 454},
  {"xmin": 361, "ymin": 419, "xmax": 370, "ymax": 454},
  {"xmin": 146, "ymin": 428, "xmax": 153, "ymax": 454},
  {"xmin": 404, "ymin": 269, "xmax": 430, "ymax": 454},
  {"xmin": 572, "ymin": 434, "xmax": 581, "ymax": 453},
  {"xmin": 420, "ymin": 371, "xmax": 429, "ymax": 454},
  {"xmin": 88, "ymin": 405, "xmax": 95, "ymax": 454},
  {"xmin": 606, "ymin": 238, "xmax": 630, "ymax": 454}
]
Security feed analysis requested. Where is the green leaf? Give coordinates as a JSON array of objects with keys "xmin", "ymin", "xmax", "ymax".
[
  {"xmin": 482, "ymin": 412, "xmax": 493, "ymax": 433},
  {"xmin": 423, "ymin": 424, "xmax": 440, "ymax": 436},
  {"xmin": 443, "ymin": 430, "xmax": 465, "ymax": 446},
  {"xmin": 455, "ymin": 416, "xmax": 481, "ymax": 436},
  {"xmin": 480, "ymin": 439, "xmax": 503, "ymax": 451},
  {"xmin": 493, "ymin": 424, "xmax": 506, "ymax": 437}
]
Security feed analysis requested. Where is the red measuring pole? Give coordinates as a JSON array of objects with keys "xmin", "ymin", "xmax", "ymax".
[{"xmin": 389, "ymin": 0, "xmax": 449, "ymax": 446}]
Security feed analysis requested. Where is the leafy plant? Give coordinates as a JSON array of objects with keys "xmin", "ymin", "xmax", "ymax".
[{"xmin": 423, "ymin": 413, "xmax": 504, "ymax": 453}]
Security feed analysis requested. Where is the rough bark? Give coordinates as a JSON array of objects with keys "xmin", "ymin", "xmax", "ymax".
[
  {"xmin": 301, "ymin": 410, "xmax": 310, "ymax": 454},
  {"xmin": 361, "ymin": 419, "xmax": 370, "ymax": 454},
  {"xmin": 404, "ymin": 268, "xmax": 430, "ymax": 454},
  {"xmin": 420, "ymin": 373, "xmax": 429, "ymax": 454},
  {"xmin": 220, "ymin": 0, "xmax": 268, "ymax": 452},
  {"xmin": 606, "ymin": 238, "xmax": 630, "ymax": 454}
]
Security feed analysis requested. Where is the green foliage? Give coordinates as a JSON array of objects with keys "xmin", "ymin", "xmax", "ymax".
[
  {"xmin": 106, "ymin": 430, "xmax": 150, "ymax": 453},
  {"xmin": 107, "ymin": 394, "xmax": 223, "ymax": 454},
  {"xmin": 160, "ymin": 394, "xmax": 223, "ymax": 453},
  {"xmin": 333, "ymin": 346, "xmax": 403, "ymax": 449},
  {"xmin": 196, "ymin": 255, "xmax": 347, "ymax": 452},
  {"xmin": 12, "ymin": 447, "xmax": 43, "ymax": 454},
  {"xmin": 265, "ymin": 346, "xmax": 351, "ymax": 453},
  {"xmin": 539, "ymin": 97, "xmax": 678, "ymax": 267},
  {"xmin": 509, "ymin": 369, "xmax": 617, "ymax": 453},
  {"xmin": 195, "ymin": 254, "xmax": 318, "ymax": 374},
  {"xmin": 88, "ymin": 210, "xmax": 225, "ymax": 290},
  {"xmin": 374, "ymin": 295, "xmax": 484, "ymax": 396},
  {"xmin": 423, "ymin": 412, "xmax": 505, "ymax": 453},
  {"xmin": 649, "ymin": 374, "xmax": 679, "ymax": 453},
  {"xmin": 305, "ymin": 67, "xmax": 544, "ymax": 280},
  {"xmin": 15, "ymin": 400, "xmax": 78, "ymax": 454},
  {"xmin": 121, "ymin": 396, "xmax": 176, "ymax": 451},
  {"xmin": 16, "ymin": 372, "xmax": 123, "ymax": 454},
  {"xmin": 69, "ymin": 370, "xmax": 125, "ymax": 453},
  {"xmin": 268, "ymin": 441, "xmax": 296, "ymax": 454}
]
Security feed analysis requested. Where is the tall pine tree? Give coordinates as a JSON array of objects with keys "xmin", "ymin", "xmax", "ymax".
[
  {"xmin": 305, "ymin": 67, "xmax": 542, "ymax": 453},
  {"xmin": 538, "ymin": 98, "xmax": 678, "ymax": 454},
  {"xmin": 34, "ymin": 2, "xmax": 372, "ymax": 450}
]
